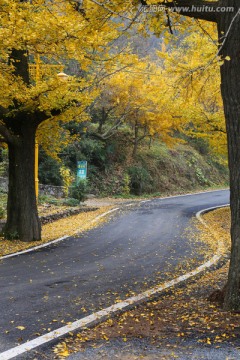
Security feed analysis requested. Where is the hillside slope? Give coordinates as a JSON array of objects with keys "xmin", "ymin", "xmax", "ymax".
[{"xmin": 78, "ymin": 138, "xmax": 228, "ymax": 197}]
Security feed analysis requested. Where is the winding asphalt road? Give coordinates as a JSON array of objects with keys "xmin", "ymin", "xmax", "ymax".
[{"xmin": 0, "ymin": 189, "xmax": 229, "ymax": 358}]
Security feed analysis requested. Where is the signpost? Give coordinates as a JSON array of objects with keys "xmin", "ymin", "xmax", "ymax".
[{"xmin": 77, "ymin": 161, "xmax": 87, "ymax": 182}]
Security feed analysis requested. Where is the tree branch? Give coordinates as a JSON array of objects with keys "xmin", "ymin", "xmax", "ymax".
[
  {"xmin": 90, "ymin": 0, "xmax": 135, "ymax": 21},
  {"xmin": 165, "ymin": 9, "xmax": 174, "ymax": 34},
  {"xmin": 93, "ymin": 113, "xmax": 128, "ymax": 140},
  {"xmin": 217, "ymin": 8, "xmax": 240, "ymax": 56},
  {"xmin": 0, "ymin": 124, "xmax": 16, "ymax": 144}
]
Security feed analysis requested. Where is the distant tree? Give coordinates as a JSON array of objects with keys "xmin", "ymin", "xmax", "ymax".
[
  {"xmin": 92, "ymin": 60, "xmax": 183, "ymax": 156},
  {"xmin": 158, "ymin": 26, "xmax": 227, "ymax": 157}
]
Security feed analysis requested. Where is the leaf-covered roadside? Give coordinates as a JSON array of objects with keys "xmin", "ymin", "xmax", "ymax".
[
  {"xmin": 0, "ymin": 206, "xmax": 113, "ymax": 257},
  {"xmin": 53, "ymin": 208, "xmax": 236, "ymax": 359}
]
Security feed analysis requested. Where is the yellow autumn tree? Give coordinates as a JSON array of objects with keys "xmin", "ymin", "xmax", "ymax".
[
  {"xmin": 156, "ymin": 22, "xmax": 227, "ymax": 158},
  {"xmin": 92, "ymin": 59, "xmax": 185, "ymax": 156},
  {"xmin": 0, "ymin": 0, "xmax": 131, "ymax": 241}
]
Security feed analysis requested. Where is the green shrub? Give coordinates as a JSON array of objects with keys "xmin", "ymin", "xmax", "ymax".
[
  {"xmin": 0, "ymin": 206, "xmax": 5, "ymax": 219},
  {"xmin": 0, "ymin": 161, "xmax": 8, "ymax": 177},
  {"xmin": 70, "ymin": 180, "xmax": 88, "ymax": 202},
  {"xmin": 0, "ymin": 149, "xmax": 9, "ymax": 177},
  {"xmin": 38, "ymin": 150, "xmax": 62, "ymax": 186},
  {"xmin": 128, "ymin": 166, "xmax": 153, "ymax": 195},
  {"xmin": 1, "ymin": 230, "xmax": 19, "ymax": 240},
  {"xmin": 47, "ymin": 198, "xmax": 61, "ymax": 205},
  {"xmin": 63, "ymin": 198, "xmax": 80, "ymax": 207},
  {"xmin": 38, "ymin": 194, "xmax": 62, "ymax": 205},
  {"xmin": 120, "ymin": 173, "xmax": 130, "ymax": 196}
]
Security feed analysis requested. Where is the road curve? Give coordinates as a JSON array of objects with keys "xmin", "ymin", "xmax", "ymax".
[{"xmin": 0, "ymin": 189, "xmax": 229, "ymax": 357}]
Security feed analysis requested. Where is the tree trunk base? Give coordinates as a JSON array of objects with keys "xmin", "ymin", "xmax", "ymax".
[
  {"xmin": 208, "ymin": 284, "xmax": 240, "ymax": 312},
  {"xmin": 4, "ymin": 120, "xmax": 42, "ymax": 242},
  {"xmin": 208, "ymin": 285, "xmax": 226, "ymax": 305}
]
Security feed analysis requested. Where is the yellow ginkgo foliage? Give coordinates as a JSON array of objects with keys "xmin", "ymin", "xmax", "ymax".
[
  {"xmin": 157, "ymin": 21, "xmax": 227, "ymax": 158},
  {"xmin": 0, "ymin": 0, "xmax": 133, "ymax": 241},
  {"xmin": 93, "ymin": 59, "xmax": 185, "ymax": 156}
]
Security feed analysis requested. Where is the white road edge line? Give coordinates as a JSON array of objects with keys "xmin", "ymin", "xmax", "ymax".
[
  {"xmin": 0, "ymin": 202, "xmax": 229, "ymax": 360},
  {"xmin": 0, "ymin": 208, "xmax": 119, "ymax": 260}
]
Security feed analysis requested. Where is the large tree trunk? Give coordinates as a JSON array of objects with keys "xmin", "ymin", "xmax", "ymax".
[
  {"xmin": 3, "ymin": 120, "xmax": 41, "ymax": 242},
  {"xmin": 217, "ymin": 1, "xmax": 240, "ymax": 310}
]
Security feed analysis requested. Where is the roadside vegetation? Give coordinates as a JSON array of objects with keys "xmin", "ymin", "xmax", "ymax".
[
  {"xmin": 0, "ymin": 131, "xmax": 229, "ymax": 221},
  {"xmin": 38, "ymin": 133, "xmax": 228, "ymax": 198}
]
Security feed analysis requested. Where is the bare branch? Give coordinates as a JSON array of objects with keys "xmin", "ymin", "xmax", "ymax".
[
  {"xmin": 89, "ymin": 0, "xmax": 135, "ymax": 21},
  {"xmin": 217, "ymin": 8, "xmax": 240, "ymax": 56},
  {"xmin": 165, "ymin": 9, "xmax": 174, "ymax": 34},
  {"xmin": 195, "ymin": 19, "xmax": 218, "ymax": 46},
  {"xmin": 94, "ymin": 113, "xmax": 129, "ymax": 140}
]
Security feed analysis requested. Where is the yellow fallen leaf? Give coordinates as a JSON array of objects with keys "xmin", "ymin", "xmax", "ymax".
[
  {"xmin": 16, "ymin": 326, "xmax": 25, "ymax": 331},
  {"xmin": 59, "ymin": 349, "xmax": 70, "ymax": 357}
]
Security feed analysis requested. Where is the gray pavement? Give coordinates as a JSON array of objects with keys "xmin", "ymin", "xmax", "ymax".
[
  {"xmin": 0, "ymin": 190, "xmax": 230, "ymax": 358},
  {"xmin": 67, "ymin": 338, "xmax": 240, "ymax": 360}
]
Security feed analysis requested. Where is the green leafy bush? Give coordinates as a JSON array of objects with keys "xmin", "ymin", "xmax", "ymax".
[
  {"xmin": 38, "ymin": 150, "xmax": 62, "ymax": 186},
  {"xmin": 128, "ymin": 166, "xmax": 153, "ymax": 195},
  {"xmin": 63, "ymin": 198, "xmax": 80, "ymax": 207},
  {"xmin": 0, "ymin": 206, "xmax": 5, "ymax": 219},
  {"xmin": 47, "ymin": 198, "xmax": 61, "ymax": 205},
  {"xmin": 121, "ymin": 173, "xmax": 130, "ymax": 196},
  {"xmin": 70, "ymin": 180, "xmax": 88, "ymax": 202}
]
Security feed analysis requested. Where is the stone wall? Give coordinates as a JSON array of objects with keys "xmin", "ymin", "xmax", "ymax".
[
  {"xmin": 39, "ymin": 184, "xmax": 64, "ymax": 198},
  {"xmin": 0, "ymin": 177, "xmax": 65, "ymax": 198}
]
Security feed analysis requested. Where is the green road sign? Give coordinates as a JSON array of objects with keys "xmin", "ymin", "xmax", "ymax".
[{"xmin": 77, "ymin": 161, "xmax": 87, "ymax": 181}]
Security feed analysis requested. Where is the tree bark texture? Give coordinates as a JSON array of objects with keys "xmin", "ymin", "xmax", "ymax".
[
  {"xmin": 2, "ymin": 119, "xmax": 41, "ymax": 241},
  {"xmin": 217, "ymin": 0, "xmax": 240, "ymax": 310}
]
